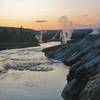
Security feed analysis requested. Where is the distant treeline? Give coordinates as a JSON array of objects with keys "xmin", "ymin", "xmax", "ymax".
[
  {"xmin": 0, "ymin": 26, "xmax": 39, "ymax": 42},
  {"xmin": 0, "ymin": 26, "xmax": 39, "ymax": 50}
]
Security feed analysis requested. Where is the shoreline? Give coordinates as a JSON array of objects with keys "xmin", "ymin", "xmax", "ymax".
[
  {"xmin": 43, "ymin": 34, "xmax": 100, "ymax": 100},
  {"xmin": 0, "ymin": 42, "xmax": 69, "ymax": 100}
]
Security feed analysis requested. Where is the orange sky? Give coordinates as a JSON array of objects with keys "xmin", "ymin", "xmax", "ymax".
[
  {"xmin": 0, "ymin": 0, "xmax": 100, "ymax": 30},
  {"xmin": 0, "ymin": 15, "xmax": 98, "ymax": 30}
]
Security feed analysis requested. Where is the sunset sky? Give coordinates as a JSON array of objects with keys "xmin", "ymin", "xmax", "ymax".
[{"xmin": 0, "ymin": 0, "xmax": 100, "ymax": 30}]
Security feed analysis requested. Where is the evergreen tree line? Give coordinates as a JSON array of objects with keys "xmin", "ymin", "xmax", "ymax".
[{"xmin": 0, "ymin": 26, "xmax": 39, "ymax": 43}]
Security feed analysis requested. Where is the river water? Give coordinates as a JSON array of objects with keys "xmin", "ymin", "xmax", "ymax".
[{"xmin": 0, "ymin": 42, "xmax": 69, "ymax": 100}]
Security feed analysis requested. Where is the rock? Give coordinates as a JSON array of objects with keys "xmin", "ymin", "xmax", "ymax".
[
  {"xmin": 4, "ymin": 60, "xmax": 41, "ymax": 71},
  {"xmin": 4, "ymin": 60, "xmax": 53, "ymax": 72},
  {"xmin": 78, "ymin": 74, "xmax": 100, "ymax": 100},
  {"xmin": 62, "ymin": 79, "xmax": 77, "ymax": 99},
  {"xmin": 43, "ymin": 33, "xmax": 100, "ymax": 100},
  {"xmin": 29, "ymin": 67, "xmax": 53, "ymax": 71}
]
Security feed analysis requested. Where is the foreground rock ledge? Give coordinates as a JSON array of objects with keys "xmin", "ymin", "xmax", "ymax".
[{"xmin": 43, "ymin": 34, "xmax": 100, "ymax": 100}]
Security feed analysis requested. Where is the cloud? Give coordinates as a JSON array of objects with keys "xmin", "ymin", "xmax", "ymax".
[
  {"xmin": 35, "ymin": 20, "xmax": 48, "ymax": 23},
  {"xmin": 77, "ymin": 14, "xmax": 88, "ymax": 18},
  {"xmin": 58, "ymin": 16, "xmax": 74, "ymax": 29}
]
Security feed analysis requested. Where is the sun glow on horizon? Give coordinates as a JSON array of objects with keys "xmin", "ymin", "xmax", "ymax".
[{"xmin": 0, "ymin": 0, "xmax": 100, "ymax": 30}]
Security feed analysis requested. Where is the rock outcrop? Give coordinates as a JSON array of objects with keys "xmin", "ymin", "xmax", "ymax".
[
  {"xmin": 37, "ymin": 29, "xmax": 92, "ymax": 43},
  {"xmin": 43, "ymin": 33, "xmax": 100, "ymax": 100}
]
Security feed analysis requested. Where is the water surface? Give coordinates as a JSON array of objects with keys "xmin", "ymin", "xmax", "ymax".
[{"xmin": 0, "ymin": 42, "xmax": 69, "ymax": 100}]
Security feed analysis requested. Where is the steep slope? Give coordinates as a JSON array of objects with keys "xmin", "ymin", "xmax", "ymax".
[{"xmin": 43, "ymin": 33, "xmax": 100, "ymax": 100}]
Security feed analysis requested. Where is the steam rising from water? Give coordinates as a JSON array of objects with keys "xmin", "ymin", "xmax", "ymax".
[
  {"xmin": 59, "ymin": 16, "xmax": 74, "ymax": 44},
  {"xmin": 36, "ymin": 31, "xmax": 43, "ymax": 43},
  {"xmin": 91, "ymin": 22, "xmax": 100, "ymax": 34}
]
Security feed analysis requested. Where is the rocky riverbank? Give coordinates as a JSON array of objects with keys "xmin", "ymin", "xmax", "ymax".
[{"xmin": 43, "ymin": 34, "xmax": 100, "ymax": 100}]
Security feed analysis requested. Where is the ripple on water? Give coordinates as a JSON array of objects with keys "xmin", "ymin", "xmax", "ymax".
[{"xmin": 0, "ymin": 42, "xmax": 69, "ymax": 100}]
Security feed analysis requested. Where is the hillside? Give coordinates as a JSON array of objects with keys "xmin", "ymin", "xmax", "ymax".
[
  {"xmin": 43, "ymin": 32, "xmax": 100, "ymax": 100},
  {"xmin": 0, "ymin": 26, "xmax": 39, "ymax": 50}
]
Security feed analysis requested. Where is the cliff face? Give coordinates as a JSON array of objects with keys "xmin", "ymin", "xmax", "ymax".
[
  {"xmin": 43, "ymin": 33, "xmax": 100, "ymax": 100},
  {"xmin": 37, "ymin": 29, "xmax": 92, "ymax": 43}
]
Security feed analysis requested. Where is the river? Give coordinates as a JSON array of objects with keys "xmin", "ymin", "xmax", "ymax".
[{"xmin": 0, "ymin": 42, "xmax": 69, "ymax": 100}]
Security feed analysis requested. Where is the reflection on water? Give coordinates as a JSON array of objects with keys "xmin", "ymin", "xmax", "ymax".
[{"xmin": 0, "ymin": 42, "xmax": 69, "ymax": 100}]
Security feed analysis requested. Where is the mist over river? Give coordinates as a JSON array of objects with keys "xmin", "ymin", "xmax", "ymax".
[{"xmin": 0, "ymin": 42, "xmax": 69, "ymax": 100}]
